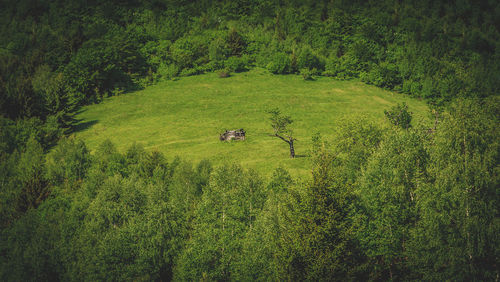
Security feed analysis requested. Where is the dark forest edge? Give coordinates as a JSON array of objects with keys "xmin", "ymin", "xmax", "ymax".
[{"xmin": 0, "ymin": 0, "xmax": 499, "ymax": 280}]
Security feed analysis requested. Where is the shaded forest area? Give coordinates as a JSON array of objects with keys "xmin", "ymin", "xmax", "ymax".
[{"xmin": 0, "ymin": 0, "xmax": 499, "ymax": 281}]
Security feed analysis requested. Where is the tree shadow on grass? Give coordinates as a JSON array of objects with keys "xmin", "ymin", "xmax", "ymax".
[
  {"xmin": 294, "ymin": 154, "xmax": 309, "ymax": 158},
  {"xmin": 71, "ymin": 119, "xmax": 98, "ymax": 133}
]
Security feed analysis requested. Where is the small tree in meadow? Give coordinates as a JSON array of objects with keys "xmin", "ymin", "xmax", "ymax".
[{"xmin": 267, "ymin": 108, "xmax": 297, "ymax": 158}]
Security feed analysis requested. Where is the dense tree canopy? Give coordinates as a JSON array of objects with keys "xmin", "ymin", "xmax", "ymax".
[{"xmin": 0, "ymin": 0, "xmax": 498, "ymax": 281}]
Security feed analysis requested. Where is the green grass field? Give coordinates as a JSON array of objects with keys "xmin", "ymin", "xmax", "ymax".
[{"xmin": 74, "ymin": 68, "xmax": 429, "ymax": 177}]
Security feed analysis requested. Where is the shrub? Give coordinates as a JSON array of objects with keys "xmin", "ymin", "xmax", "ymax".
[
  {"xmin": 300, "ymin": 68, "xmax": 315, "ymax": 80},
  {"xmin": 224, "ymin": 56, "xmax": 247, "ymax": 72},
  {"xmin": 209, "ymin": 37, "xmax": 228, "ymax": 63},
  {"xmin": 402, "ymin": 79, "xmax": 422, "ymax": 95},
  {"xmin": 323, "ymin": 54, "xmax": 362, "ymax": 80},
  {"xmin": 296, "ymin": 46, "xmax": 323, "ymax": 72},
  {"xmin": 199, "ymin": 61, "xmax": 222, "ymax": 72},
  {"xmin": 384, "ymin": 102, "xmax": 412, "ymax": 129},
  {"xmin": 111, "ymin": 87, "xmax": 124, "ymax": 96},
  {"xmin": 179, "ymin": 67, "xmax": 203, "ymax": 77},
  {"xmin": 218, "ymin": 68, "xmax": 231, "ymax": 78},
  {"xmin": 226, "ymin": 28, "xmax": 246, "ymax": 57},
  {"xmin": 170, "ymin": 35, "xmax": 210, "ymax": 70},
  {"xmin": 213, "ymin": 61, "xmax": 224, "ymax": 71},
  {"xmin": 255, "ymin": 48, "xmax": 272, "ymax": 68},
  {"xmin": 157, "ymin": 63, "xmax": 179, "ymax": 81},
  {"xmin": 362, "ymin": 63, "xmax": 401, "ymax": 89},
  {"xmin": 140, "ymin": 40, "xmax": 172, "ymax": 69},
  {"xmin": 349, "ymin": 37, "xmax": 381, "ymax": 63},
  {"xmin": 333, "ymin": 54, "xmax": 361, "ymax": 80},
  {"xmin": 267, "ymin": 52, "xmax": 291, "ymax": 74},
  {"xmin": 323, "ymin": 57, "xmax": 340, "ymax": 77},
  {"xmin": 421, "ymin": 78, "xmax": 437, "ymax": 99}
]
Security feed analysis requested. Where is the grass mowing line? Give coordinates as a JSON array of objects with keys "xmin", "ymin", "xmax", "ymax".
[{"xmin": 75, "ymin": 69, "xmax": 429, "ymax": 177}]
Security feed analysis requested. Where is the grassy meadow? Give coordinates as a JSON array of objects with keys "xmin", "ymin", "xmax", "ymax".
[{"xmin": 74, "ymin": 69, "xmax": 429, "ymax": 177}]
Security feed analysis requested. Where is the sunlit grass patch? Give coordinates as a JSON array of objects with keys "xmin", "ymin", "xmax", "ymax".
[{"xmin": 75, "ymin": 69, "xmax": 429, "ymax": 177}]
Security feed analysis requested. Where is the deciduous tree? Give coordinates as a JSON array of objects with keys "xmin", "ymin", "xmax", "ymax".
[{"xmin": 267, "ymin": 108, "xmax": 297, "ymax": 158}]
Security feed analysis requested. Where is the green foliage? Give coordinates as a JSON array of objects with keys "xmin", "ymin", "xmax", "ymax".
[
  {"xmin": 76, "ymin": 176, "xmax": 148, "ymax": 279},
  {"xmin": 139, "ymin": 40, "xmax": 172, "ymax": 70},
  {"xmin": 209, "ymin": 37, "xmax": 229, "ymax": 63},
  {"xmin": 0, "ymin": 1, "xmax": 499, "ymax": 281},
  {"xmin": 32, "ymin": 65, "xmax": 76, "ymax": 127},
  {"xmin": 361, "ymin": 62, "xmax": 402, "ymax": 89},
  {"xmin": 384, "ymin": 102, "xmax": 413, "ymax": 129},
  {"xmin": 170, "ymin": 34, "xmax": 210, "ymax": 71},
  {"xmin": 296, "ymin": 45, "xmax": 323, "ymax": 72},
  {"xmin": 93, "ymin": 139, "xmax": 128, "ymax": 177},
  {"xmin": 0, "ymin": 48, "xmax": 44, "ymax": 119},
  {"xmin": 408, "ymin": 98, "xmax": 499, "ymax": 281},
  {"xmin": 226, "ymin": 28, "xmax": 246, "ymax": 57},
  {"xmin": 323, "ymin": 54, "xmax": 361, "ymax": 80},
  {"xmin": 16, "ymin": 136, "xmax": 48, "ymax": 211},
  {"xmin": 0, "ymin": 150, "xmax": 22, "ymax": 228},
  {"xmin": 0, "ymin": 117, "xmax": 42, "ymax": 154},
  {"xmin": 46, "ymin": 137, "xmax": 90, "ymax": 187},
  {"xmin": 267, "ymin": 52, "xmax": 291, "ymax": 74},
  {"xmin": 156, "ymin": 63, "xmax": 179, "ymax": 81},
  {"xmin": 267, "ymin": 107, "xmax": 297, "ymax": 158},
  {"xmin": 354, "ymin": 129, "xmax": 428, "ymax": 279},
  {"xmin": 178, "ymin": 67, "xmax": 204, "ymax": 77},
  {"xmin": 0, "ymin": 197, "xmax": 69, "ymax": 281},
  {"xmin": 64, "ymin": 38, "xmax": 144, "ymax": 105},
  {"xmin": 323, "ymin": 56, "xmax": 341, "ymax": 77},
  {"xmin": 218, "ymin": 68, "xmax": 231, "ymax": 78},
  {"xmin": 1, "ymin": 103, "xmax": 498, "ymax": 281},
  {"xmin": 331, "ymin": 117, "xmax": 384, "ymax": 184},
  {"xmin": 232, "ymin": 167, "xmax": 294, "ymax": 280},
  {"xmin": 1, "ymin": 0, "xmax": 498, "ymax": 133},
  {"xmin": 300, "ymin": 68, "xmax": 315, "ymax": 80},
  {"xmin": 267, "ymin": 107, "xmax": 293, "ymax": 135},
  {"xmin": 174, "ymin": 164, "xmax": 265, "ymax": 281},
  {"xmin": 224, "ymin": 56, "xmax": 248, "ymax": 72}
]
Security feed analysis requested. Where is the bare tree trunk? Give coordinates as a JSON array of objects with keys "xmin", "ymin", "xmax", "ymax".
[
  {"xmin": 289, "ymin": 140, "xmax": 295, "ymax": 158},
  {"xmin": 272, "ymin": 133, "xmax": 296, "ymax": 158}
]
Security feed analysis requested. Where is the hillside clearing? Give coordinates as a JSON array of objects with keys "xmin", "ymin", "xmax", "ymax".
[{"xmin": 74, "ymin": 69, "xmax": 429, "ymax": 176}]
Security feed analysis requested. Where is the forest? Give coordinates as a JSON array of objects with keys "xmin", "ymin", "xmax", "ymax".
[{"xmin": 0, "ymin": 0, "xmax": 499, "ymax": 280}]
